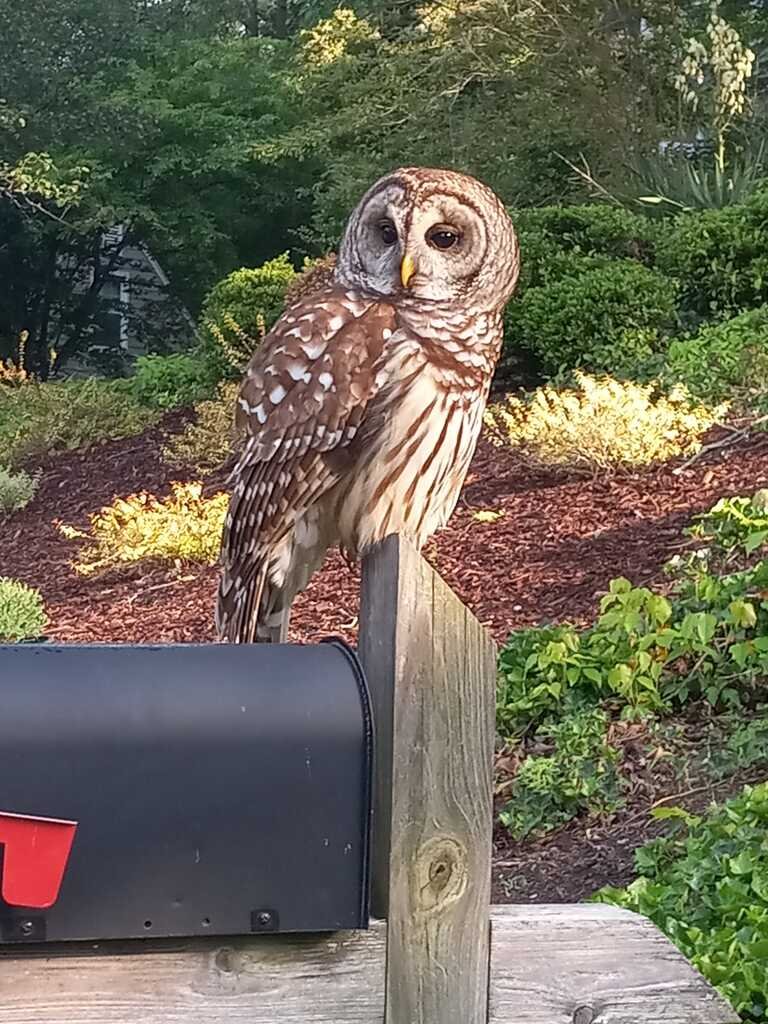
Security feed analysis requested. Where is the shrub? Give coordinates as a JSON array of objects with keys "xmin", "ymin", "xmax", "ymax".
[
  {"xmin": 497, "ymin": 498, "xmax": 768, "ymax": 741},
  {"xmin": 60, "ymin": 482, "xmax": 228, "ymax": 575},
  {"xmin": 655, "ymin": 196, "xmax": 768, "ymax": 320},
  {"xmin": 200, "ymin": 254, "xmax": 296, "ymax": 374},
  {"xmin": 130, "ymin": 352, "xmax": 221, "ymax": 411},
  {"xmin": 0, "ymin": 578, "xmax": 48, "ymax": 642},
  {"xmin": 485, "ymin": 373, "xmax": 722, "ymax": 473},
  {"xmin": 508, "ymin": 205, "xmax": 654, "ymax": 306},
  {"xmin": 513, "ymin": 205, "xmax": 653, "ymax": 264},
  {"xmin": 664, "ymin": 306, "xmax": 768, "ymax": 406},
  {"xmin": 499, "ymin": 709, "xmax": 623, "ymax": 839},
  {"xmin": 0, "ymin": 378, "xmax": 158, "ymax": 467},
  {"xmin": 0, "ymin": 465, "xmax": 38, "ymax": 514},
  {"xmin": 503, "ymin": 261, "xmax": 678, "ymax": 375},
  {"xmin": 596, "ymin": 784, "xmax": 768, "ymax": 1022},
  {"xmin": 162, "ymin": 381, "xmax": 241, "ymax": 472}
]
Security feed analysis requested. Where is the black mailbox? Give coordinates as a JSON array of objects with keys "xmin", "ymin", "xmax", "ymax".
[{"xmin": 0, "ymin": 641, "xmax": 372, "ymax": 943}]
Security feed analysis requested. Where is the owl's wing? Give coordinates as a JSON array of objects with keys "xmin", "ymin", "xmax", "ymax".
[{"xmin": 216, "ymin": 289, "xmax": 398, "ymax": 641}]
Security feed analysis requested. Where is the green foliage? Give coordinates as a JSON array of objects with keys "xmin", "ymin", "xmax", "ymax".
[
  {"xmin": 627, "ymin": 147, "xmax": 767, "ymax": 214},
  {"xmin": 200, "ymin": 255, "xmax": 296, "ymax": 373},
  {"xmin": 709, "ymin": 714, "xmax": 768, "ymax": 779},
  {"xmin": 498, "ymin": 492, "xmax": 768, "ymax": 744},
  {"xmin": 513, "ymin": 205, "xmax": 653, "ymax": 269},
  {"xmin": 499, "ymin": 709, "xmax": 623, "ymax": 839},
  {"xmin": 130, "ymin": 353, "xmax": 221, "ymax": 411},
  {"xmin": 503, "ymin": 261, "xmax": 678, "ymax": 376},
  {"xmin": 664, "ymin": 306, "xmax": 768, "ymax": 406},
  {"xmin": 596, "ymin": 783, "xmax": 768, "ymax": 1022},
  {"xmin": 0, "ymin": 379, "xmax": 158, "ymax": 467},
  {"xmin": 687, "ymin": 492, "xmax": 768, "ymax": 566},
  {"xmin": 0, "ymin": 578, "xmax": 48, "ymax": 642},
  {"xmin": 0, "ymin": 465, "xmax": 38, "ymax": 514},
  {"xmin": 497, "ymin": 579, "xmax": 675, "ymax": 740},
  {"xmin": 655, "ymin": 192, "xmax": 768, "ymax": 320}
]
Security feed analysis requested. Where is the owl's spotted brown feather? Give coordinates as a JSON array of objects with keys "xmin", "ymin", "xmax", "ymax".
[{"xmin": 216, "ymin": 167, "xmax": 519, "ymax": 643}]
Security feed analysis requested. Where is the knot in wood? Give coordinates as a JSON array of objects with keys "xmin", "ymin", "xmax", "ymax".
[
  {"xmin": 215, "ymin": 947, "xmax": 236, "ymax": 974},
  {"xmin": 414, "ymin": 836, "xmax": 467, "ymax": 913},
  {"xmin": 572, "ymin": 1006, "xmax": 596, "ymax": 1024}
]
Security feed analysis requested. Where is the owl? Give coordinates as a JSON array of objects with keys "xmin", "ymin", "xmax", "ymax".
[{"xmin": 216, "ymin": 166, "xmax": 519, "ymax": 643}]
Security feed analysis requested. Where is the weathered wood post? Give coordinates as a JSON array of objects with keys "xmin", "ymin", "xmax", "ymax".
[{"xmin": 359, "ymin": 534, "xmax": 497, "ymax": 1024}]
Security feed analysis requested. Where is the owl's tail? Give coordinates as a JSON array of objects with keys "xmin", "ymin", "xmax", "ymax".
[
  {"xmin": 215, "ymin": 561, "xmax": 292, "ymax": 644},
  {"xmin": 215, "ymin": 517, "xmax": 331, "ymax": 643}
]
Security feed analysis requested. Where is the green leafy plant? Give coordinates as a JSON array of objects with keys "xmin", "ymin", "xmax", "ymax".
[
  {"xmin": 0, "ymin": 378, "xmax": 158, "ymax": 468},
  {"xmin": 0, "ymin": 577, "xmax": 48, "ymax": 642},
  {"xmin": 503, "ymin": 261, "xmax": 678, "ymax": 375},
  {"xmin": 664, "ymin": 306, "xmax": 768, "ymax": 406},
  {"xmin": 60, "ymin": 482, "xmax": 228, "ymax": 575},
  {"xmin": 130, "ymin": 352, "xmax": 221, "ymax": 411},
  {"xmin": 499, "ymin": 709, "xmax": 623, "ymax": 839},
  {"xmin": 654, "ymin": 194, "xmax": 768, "ymax": 320},
  {"xmin": 0, "ymin": 465, "xmax": 38, "ymax": 514},
  {"xmin": 498, "ymin": 496, "xmax": 768, "ymax": 741},
  {"xmin": 686, "ymin": 492, "xmax": 768, "ymax": 566},
  {"xmin": 200, "ymin": 255, "xmax": 296, "ymax": 374},
  {"xmin": 485, "ymin": 373, "xmax": 722, "ymax": 473},
  {"xmin": 512, "ymin": 205, "xmax": 654, "ymax": 269},
  {"xmin": 596, "ymin": 783, "xmax": 768, "ymax": 1022}
]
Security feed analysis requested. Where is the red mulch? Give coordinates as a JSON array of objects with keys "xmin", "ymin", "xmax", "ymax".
[
  {"xmin": 5, "ymin": 417, "xmax": 768, "ymax": 646},
  {"xmin": 4, "ymin": 416, "xmax": 768, "ymax": 901}
]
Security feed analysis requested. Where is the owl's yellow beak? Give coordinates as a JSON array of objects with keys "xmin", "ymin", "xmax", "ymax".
[{"xmin": 400, "ymin": 253, "xmax": 417, "ymax": 289}]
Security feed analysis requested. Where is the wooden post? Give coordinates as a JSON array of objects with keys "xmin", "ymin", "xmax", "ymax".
[{"xmin": 359, "ymin": 535, "xmax": 498, "ymax": 1024}]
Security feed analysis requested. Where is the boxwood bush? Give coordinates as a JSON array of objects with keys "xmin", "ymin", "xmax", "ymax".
[
  {"xmin": 664, "ymin": 305, "xmax": 768, "ymax": 406},
  {"xmin": 200, "ymin": 254, "xmax": 296, "ymax": 374},
  {"xmin": 655, "ymin": 189, "xmax": 768, "ymax": 321},
  {"xmin": 0, "ymin": 577, "xmax": 48, "ymax": 642},
  {"xmin": 129, "ymin": 352, "xmax": 221, "ymax": 411},
  {"xmin": 504, "ymin": 261, "xmax": 678, "ymax": 375}
]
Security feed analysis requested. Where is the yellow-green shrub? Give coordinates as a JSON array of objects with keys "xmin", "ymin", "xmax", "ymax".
[
  {"xmin": 162, "ymin": 381, "xmax": 241, "ymax": 472},
  {"xmin": 0, "ymin": 578, "xmax": 48, "ymax": 642},
  {"xmin": 0, "ymin": 378, "xmax": 158, "ymax": 467},
  {"xmin": 61, "ymin": 482, "xmax": 229, "ymax": 575},
  {"xmin": 200, "ymin": 254, "xmax": 296, "ymax": 374},
  {"xmin": 485, "ymin": 373, "xmax": 724, "ymax": 473}
]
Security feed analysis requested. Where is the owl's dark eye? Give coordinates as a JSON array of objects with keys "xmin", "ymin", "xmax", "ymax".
[
  {"xmin": 378, "ymin": 220, "xmax": 398, "ymax": 246},
  {"xmin": 427, "ymin": 225, "xmax": 460, "ymax": 251}
]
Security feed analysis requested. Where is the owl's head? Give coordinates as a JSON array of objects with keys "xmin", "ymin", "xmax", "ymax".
[{"xmin": 336, "ymin": 167, "xmax": 519, "ymax": 310}]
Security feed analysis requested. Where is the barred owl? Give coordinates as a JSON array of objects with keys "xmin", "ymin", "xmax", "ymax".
[{"xmin": 216, "ymin": 167, "xmax": 519, "ymax": 642}]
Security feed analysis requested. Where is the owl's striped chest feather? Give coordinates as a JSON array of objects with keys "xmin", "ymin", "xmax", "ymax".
[{"xmin": 331, "ymin": 311, "xmax": 501, "ymax": 556}]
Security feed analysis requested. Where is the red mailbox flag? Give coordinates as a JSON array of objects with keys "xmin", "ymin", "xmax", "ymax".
[{"xmin": 0, "ymin": 812, "xmax": 78, "ymax": 909}]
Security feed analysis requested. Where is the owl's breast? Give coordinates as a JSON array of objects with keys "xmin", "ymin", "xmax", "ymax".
[{"xmin": 331, "ymin": 341, "xmax": 488, "ymax": 557}]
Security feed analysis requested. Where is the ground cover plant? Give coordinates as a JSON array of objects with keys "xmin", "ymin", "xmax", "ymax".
[
  {"xmin": 0, "ymin": 578, "xmax": 48, "ymax": 642},
  {"xmin": 0, "ymin": 466, "xmax": 38, "ymax": 515},
  {"xmin": 0, "ymin": 378, "xmax": 159, "ymax": 467},
  {"xmin": 60, "ymin": 482, "xmax": 228, "ymax": 576},
  {"xmin": 496, "ymin": 489, "xmax": 768, "ymax": 842},
  {"xmin": 162, "ymin": 381, "xmax": 241, "ymax": 472},
  {"xmin": 485, "ymin": 373, "xmax": 723, "ymax": 473},
  {"xmin": 596, "ymin": 784, "xmax": 768, "ymax": 1023}
]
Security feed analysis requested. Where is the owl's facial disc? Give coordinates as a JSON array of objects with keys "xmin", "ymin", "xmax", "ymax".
[
  {"xmin": 398, "ymin": 195, "xmax": 489, "ymax": 303},
  {"xmin": 337, "ymin": 167, "xmax": 518, "ymax": 308}
]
